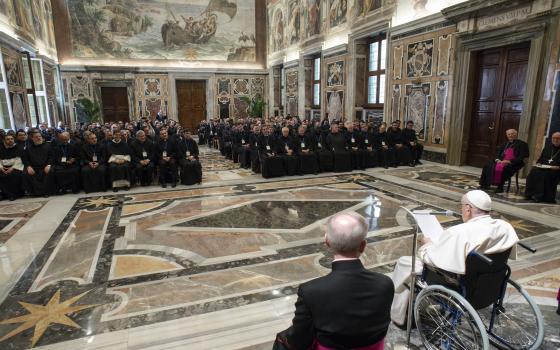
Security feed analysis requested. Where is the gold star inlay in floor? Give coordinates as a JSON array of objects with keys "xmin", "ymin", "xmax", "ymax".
[
  {"xmin": 0, "ymin": 290, "xmax": 98, "ymax": 347},
  {"xmin": 81, "ymin": 196, "xmax": 119, "ymax": 208}
]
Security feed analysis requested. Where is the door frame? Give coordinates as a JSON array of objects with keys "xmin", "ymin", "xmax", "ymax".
[
  {"xmin": 175, "ymin": 79, "xmax": 207, "ymax": 129},
  {"xmin": 92, "ymin": 79, "xmax": 134, "ymax": 123},
  {"xmin": 169, "ymin": 73, "xmax": 214, "ymax": 122},
  {"xmin": 447, "ymin": 21, "xmax": 547, "ymax": 167}
]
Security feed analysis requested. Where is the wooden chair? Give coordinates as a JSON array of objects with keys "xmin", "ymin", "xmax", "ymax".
[{"xmin": 506, "ymin": 169, "xmax": 520, "ymax": 193}]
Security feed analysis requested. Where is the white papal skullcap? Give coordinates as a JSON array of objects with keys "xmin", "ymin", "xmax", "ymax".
[{"xmin": 465, "ymin": 190, "xmax": 492, "ymax": 211}]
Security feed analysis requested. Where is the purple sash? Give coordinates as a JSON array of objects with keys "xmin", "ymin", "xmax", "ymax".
[{"xmin": 492, "ymin": 148, "xmax": 515, "ymax": 185}]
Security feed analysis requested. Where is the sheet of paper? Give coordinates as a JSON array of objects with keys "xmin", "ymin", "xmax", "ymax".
[{"xmin": 412, "ymin": 210, "xmax": 444, "ymax": 243}]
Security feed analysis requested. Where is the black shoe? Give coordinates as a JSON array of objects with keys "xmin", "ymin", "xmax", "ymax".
[
  {"xmin": 113, "ymin": 188, "xmax": 118, "ymax": 193},
  {"xmin": 384, "ymin": 165, "xmax": 388, "ymax": 169},
  {"xmin": 161, "ymin": 183, "xmax": 167, "ymax": 188},
  {"xmin": 9, "ymin": 197, "xmax": 16, "ymax": 201},
  {"xmin": 416, "ymin": 161, "xmax": 423, "ymax": 165},
  {"xmin": 556, "ymin": 304, "xmax": 560, "ymax": 315},
  {"xmin": 43, "ymin": 194, "xmax": 50, "ymax": 198},
  {"xmin": 171, "ymin": 183, "xmax": 176, "ymax": 188},
  {"xmin": 494, "ymin": 187, "xmax": 504, "ymax": 194},
  {"xmin": 124, "ymin": 186, "xmax": 130, "ymax": 191}
]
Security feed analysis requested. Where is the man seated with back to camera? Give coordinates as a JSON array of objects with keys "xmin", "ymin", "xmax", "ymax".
[
  {"xmin": 275, "ymin": 212, "xmax": 394, "ymax": 350},
  {"xmin": 390, "ymin": 190, "xmax": 519, "ymax": 328}
]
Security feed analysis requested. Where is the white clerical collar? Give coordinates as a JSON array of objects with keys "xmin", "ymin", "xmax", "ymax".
[
  {"xmin": 332, "ymin": 257, "xmax": 360, "ymax": 262},
  {"xmin": 467, "ymin": 215, "xmax": 491, "ymax": 223}
]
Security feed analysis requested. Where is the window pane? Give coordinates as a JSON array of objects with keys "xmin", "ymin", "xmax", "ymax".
[
  {"xmin": 37, "ymin": 96, "xmax": 48, "ymax": 124},
  {"xmin": 368, "ymin": 76, "xmax": 377, "ymax": 104},
  {"xmin": 379, "ymin": 74, "xmax": 386, "ymax": 104},
  {"xmin": 313, "ymin": 83, "xmax": 320, "ymax": 105},
  {"xmin": 0, "ymin": 90, "xmax": 10, "ymax": 129},
  {"xmin": 369, "ymin": 43, "xmax": 378, "ymax": 72},
  {"xmin": 22, "ymin": 58, "xmax": 32, "ymax": 89},
  {"xmin": 380, "ymin": 40, "xmax": 387, "ymax": 70},
  {"xmin": 32, "ymin": 60, "xmax": 44, "ymax": 91},
  {"xmin": 27, "ymin": 94, "xmax": 38, "ymax": 126},
  {"xmin": 314, "ymin": 58, "xmax": 320, "ymax": 80}
]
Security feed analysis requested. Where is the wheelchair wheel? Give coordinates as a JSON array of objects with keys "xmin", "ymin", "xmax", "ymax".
[
  {"xmin": 477, "ymin": 279, "xmax": 544, "ymax": 350},
  {"xmin": 414, "ymin": 285, "xmax": 489, "ymax": 350}
]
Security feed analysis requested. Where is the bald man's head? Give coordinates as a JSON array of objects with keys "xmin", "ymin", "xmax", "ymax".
[
  {"xmin": 325, "ymin": 212, "xmax": 368, "ymax": 257},
  {"xmin": 551, "ymin": 131, "xmax": 560, "ymax": 147},
  {"xmin": 506, "ymin": 129, "xmax": 518, "ymax": 142}
]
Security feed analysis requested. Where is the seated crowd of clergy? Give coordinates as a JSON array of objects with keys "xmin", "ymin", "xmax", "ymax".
[
  {"xmin": 0, "ymin": 116, "xmax": 202, "ymax": 200},
  {"xmin": 478, "ymin": 129, "xmax": 560, "ymax": 203},
  {"xmin": 197, "ymin": 117, "xmax": 424, "ymax": 178}
]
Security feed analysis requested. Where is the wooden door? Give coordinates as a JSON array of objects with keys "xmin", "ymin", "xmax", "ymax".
[
  {"xmin": 466, "ymin": 43, "xmax": 529, "ymax": 167},
  {"xmin": 101, "ymin": 87, "xmax": 129, "ymax": 122},
  {"xmin": 177, "ymin": 80, "xmax": 206, "ymax": 131}
]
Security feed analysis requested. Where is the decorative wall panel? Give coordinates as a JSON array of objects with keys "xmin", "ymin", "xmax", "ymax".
[
  {"xmin": 433, "ymin": 80, "xmax": 448, "ymax": 144},
  {"xmin": 405, "ymin": 83, "xmax": 431, "ymax": 141},
  {"xmin": 391, "ymin": 85, "xmax": 401, "ymax": 121},
  {"xmin": 215, "ymin": 75, "xmax": 267, "ymax": 119},
  {"xmin": 327, "ymin": 61, "xmax": 344, "ymax": 86},
  {"xmin": 2, "ymin": 47, "xmax": 29, "ymax": 127},
  {"xmin": 135, "ymin": 74, "xmax": 170, "ymax": 119},
  {"xmin": 437, "ymin": 35, "xmax": 452, "ymax": 76},
  {"xmin": 393, "ymin": 45, "xmax": 404, "ymax": 80},
  {"xmin": 286, "ymin": 69, "xmax": 298, "ymax": 117},
  {"xmin": 406, "ymin": 39, "xmax": 434, "ymax": 78},
  {"xmin": 327, "ymin": 90, "xmax": 344, "ymax": 121}
]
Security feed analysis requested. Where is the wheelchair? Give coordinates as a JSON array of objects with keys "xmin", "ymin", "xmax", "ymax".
[{"xmin": 412, "ymin": 244, "xmax": 544, "ymax": 350}]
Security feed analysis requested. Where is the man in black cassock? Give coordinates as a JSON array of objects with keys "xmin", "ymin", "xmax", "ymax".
[
  {"xmin": 81, "ymin": 132, "xmax": 106, "ymax": 193},
  {"xmin": 524, "ymin": 132, "xmax": 560, "ymax": 203},
  {"xmin": 327, "ymin": 123, "xmax": 352, "ymax": 172},
  {"xmin": 0, "ymin": 133, "xmax": 24, "ymax": 200},
  {"xmin": 259, "ymin": 126, "xmax": 285, "ymax": 178},
  {"xmin": 313, "ymin": 126, "xmax": 333, "ymax": 172},
  {"xmin": 402, "ymin": 121, "xmax": 424, "ymax": 165},
  {"xmin": 363, "ymin": 124, "xmax": 378, "ymax": 168},
  {"xmin": 277, "ymin": 127, "xmax": 299, "ymax": 176},
  {"xmin": 23, "ymin": 132, "xmax": 55, "ymax": 197},
  {"xmin": 53, "ymin": 132, "xmax": 81, "ymax": 194},
  {"xmin": 345, "ymin": 122, "xmax": 367, "ymax": 170},
  {"xmin": 178, "ymin": 129, "xmax": 202, "ymax": 185},
  {"xmin": 249, "ymin": 125, "xmax": 261, "ymax": 173},
  {"xmin": 387, "ymin": 121, "xmax": 412, "ymax": 167},
  {"xmin": 374, "ymin": 124, "xmax": 396, "ymax": 169},
  {"xmin": 131, "ymin": 130, "xmax": 155, "ymax": 186},
  {"xmin": 238, "ymin": 126, "xmax": 252, "ymax": 169},
  {"xmin": 479, "ymin": 129, "xmax": 529, "ymax": 193},
  {"xmin": 106, "ymin": 130, "xmax": 132, "ymax": 192},
  {"xmin": 296, "ymin": 126, "xmax": 318, "ymax": 175},
  {"xmin": 156, "ymin": 128, "xmax": 178, "ymax": 188}
]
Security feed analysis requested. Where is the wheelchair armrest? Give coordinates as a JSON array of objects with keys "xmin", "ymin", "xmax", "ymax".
[
  {"xmin": 518, "ymin": 241, "xmax": 537, "ymax": 253},
  {"xmin": 469, "ymin": 251, "xmax": 493, "ymax": 265}
]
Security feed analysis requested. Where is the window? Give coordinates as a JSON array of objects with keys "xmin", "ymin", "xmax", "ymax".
[
  {"xmin": 312, "ymin": 57, "xmax": 321, "ymax": 107},
  {"xmin": 366, "ymin": 36, "xmax": 387, "ymax": 106},
  {"xmin": 22, "ymin": 57, "xmax": 50, "ymax": 127}
]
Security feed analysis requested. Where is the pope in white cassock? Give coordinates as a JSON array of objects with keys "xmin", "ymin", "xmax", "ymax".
[{"xmin": 390, "ymin": 190, "xmax": 519, "ymax": 326}]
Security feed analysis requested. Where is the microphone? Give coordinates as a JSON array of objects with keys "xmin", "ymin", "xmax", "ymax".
[{"xmin": 412, "ymin": 210, "xmax": 455, "ymax": 216}]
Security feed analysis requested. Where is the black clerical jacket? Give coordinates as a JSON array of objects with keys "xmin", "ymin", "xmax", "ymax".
[
  {"xmin": 494, "ymin": 140, "xmax": 529, "ymax": 168},
  {"xmin": 177, "ymin": 138, "xmax": 200, "ymax": 159},
  {"xmin": 23, "ymin": 142, "xmax": 54, "ymax": 168},
  {"xmin": 402, "ymin": 128, "xmax": 418, "ymax": 143},
  {"xmin": 131, "ymin": 139, "xmax": 156, "ymax": 164},
  {"xmin": 278, "ymin": 259, "xmax": 394, "ymax": 349},
  {"xmin": 386, "ymin": 128, "xmax": 404, "ymax": 146},
  {"xmin": 155, "ymin": 138, "xmax": 178, "ymax": 160},
  {"xmin": 276, "ymin": 136, "xmax": 299, "ymax": 155},
  {"xmin": 81, "ymin": 143, "xmax": 106, "ymax": 166}
]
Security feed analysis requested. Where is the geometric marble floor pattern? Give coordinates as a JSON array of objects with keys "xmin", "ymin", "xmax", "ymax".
[{"xmin": 0, "ymin": 150, "xmax": 559, "ymax": 349}]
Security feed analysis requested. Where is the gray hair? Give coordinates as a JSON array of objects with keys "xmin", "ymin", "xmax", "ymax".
[
  {"xmin": 326, "ymin": 212, "xmax": 369, "ymax": 255},
  {"xmin": 136, "ymin": 130, "xmax": 145, "ymax": 137}
]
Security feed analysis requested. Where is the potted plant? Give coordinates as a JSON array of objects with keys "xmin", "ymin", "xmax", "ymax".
[
  {"xmin": 76, "ymin": 98, "xmax": 102, "ymax": 123},
  {"xmin": 239, "ymin": 95, "xmax": 266, "ymax": 118}
]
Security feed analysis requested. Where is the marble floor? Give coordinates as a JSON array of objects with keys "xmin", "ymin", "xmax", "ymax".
[{"xmin": 0, "ymin": 148, "xmax": 559, "ymax": 350}]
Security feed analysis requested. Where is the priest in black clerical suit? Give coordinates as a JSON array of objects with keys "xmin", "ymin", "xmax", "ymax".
[
  {"xmin": 374, "ymin": 124, "xmax": 396, "ymax": 168},
  {"xmin": 524, "ymin": 131, "xmax": 560, "ymax": 203},
  {"xmin": 296, "ymin": 126, "xmax": 318, "ymax": 175},
  {"xmin": 23, "ymin": 132, "xmax": 55, "ymax": 197},
  {"xmin": 259, "ymin": 127, "xmax": 285, "ymax": 178},
  {"xmin": 386, "ymin": 121, "xmax": 412, "ymax": 167},
  {"xmin": 131, "ymin": 130, "xmax": 155, "ymax": 186},
  {"xmin": 249, "ymin": 126, "xmax": 261, "ymax": 173},
  {"xmin": 274, "ymin": 213, "xmax": 393, "ymax": 350},
  {"xmin": 313, "ymin": 128, "xmax": 333, "ymax": 172},
  {"xmin": 0, "ymin": 133, "xmax": 24, "ymax": 200},
  {"xmin": 238, "ymin": 127, "xmax": 252, "ymax": 169},
  {"xmin": 479, "ymin": 129, "xmax": 529, "ymax": 193},
  {"xmin": 345, "ymin": 122, "xmax": 367, "ymax": 170},
  {"xmin": 80, "ymin": 132, "xmax": 107, "ymax": 193},
  {"xmin": 177, "ymin": 129, "xmax": 202, "ymax": 185},
  {"xmin": 156, "ymin": 128, "xmax": 178, "ymax": 188},
  {"xmin": 106, "ymin": 130, "xmax": 132, "ymax": 192},
  {"xmin": 326, "ymin": 124, "xmax": 352, "ymax": 172},
  {"xmin": 276, "ymin": 127, "xmax": 299, "ymax": 176},
  {"xmin": 402, "ymin": 121, "xmax": 424, "ymax": 165},
  {"xmin": 52, "ymin": 132, "xmax": 81, "ymax": 194},
  {"xmin": 364, "ymin": 126, "xmax": 378, "ymax": 168}
]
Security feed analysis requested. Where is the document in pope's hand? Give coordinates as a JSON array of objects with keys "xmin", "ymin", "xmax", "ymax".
[{"xmin": 412, "ymin": 210, "xmax": 444, "ymax": 243}]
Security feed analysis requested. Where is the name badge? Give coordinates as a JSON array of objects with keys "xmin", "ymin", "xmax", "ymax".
[
  {"xmin": 162, "ymin": 151, "xmax": 167, "ymax": 157},
  {"xmin": 266, "ymin": 145, "xmax": 271, "ymax": 151},
  {"xmin": 241, "ymin": 139, "xmax": 245, "ymax": 144},
  {"xmin": 92, "ymin": 154, "xmax": 98, "ymax": 162},
  {"xmin": 142, "ymin": 151, "xmax": 147, "ymax": 158},
  {"xmin": 365, "ymin": 139, "xmax": 369, "ymax": 144},
  {"xmin": 61, "ymin": 156, "xmax": 67, "ymax": 163},
  {"xmin": 186, "ymin": 151, "xmax": 191, "ymax": 157},
  {"xmin": 382, "ymin": 141, "xmax": 386, "ymax": 146},
  {"xmin": 285, "ymin": 145, "xmax": 289, "ymax": 151},
  {"xmin": 318, "ymin": 142, "xmax": 322, "ymax": 148},
  {"xmin": 351, "ymin": 138, "xmax": 355, "ymax": 143},
  {"xmin": 301, "ymin": 142, "xmax": 305, "ymax": 148},
  {"xmin": 210, "ymin": 131, "xmax": 213, "ymax": 135}
]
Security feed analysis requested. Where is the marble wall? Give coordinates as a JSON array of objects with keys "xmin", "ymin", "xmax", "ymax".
[
  {"xmin": 324, "ymin": 54, "xmax": 347, "ymax": 121},
  {"xmin": 1, "ymin": 47, "xmax": 29, "ymax": 129},
  {"xmin": 134, "ymin": 74, "xmax": 171, "ymax": 119},
  {"xmin": 387, "ymin": 26, "xmax": 456, "ymax": 149},
  {"xmin": 214, "ymin": 74, "xmax": 267, "ymax": 119}
]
